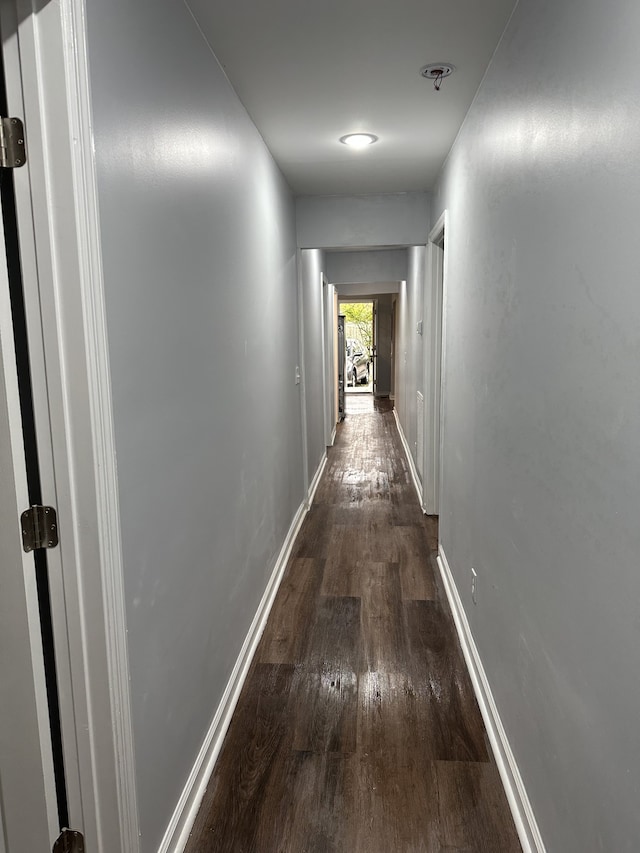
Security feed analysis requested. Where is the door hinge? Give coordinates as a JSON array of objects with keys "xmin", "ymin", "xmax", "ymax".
[
  {"xmin": 0, "ymin": 117, "xmax": 26, "ymax": 167},
  {"xmin": 20, "ymin": 505, "xmax": 58, "ymax": 552},
  {"xmin": 53, "ymin": 829, "xmax": 85, "ymax": 853}
]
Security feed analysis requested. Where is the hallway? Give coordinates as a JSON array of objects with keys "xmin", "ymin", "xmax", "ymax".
[{"xmin": 185, "ymin": 398, "xmax": 521, "ymax": 852}]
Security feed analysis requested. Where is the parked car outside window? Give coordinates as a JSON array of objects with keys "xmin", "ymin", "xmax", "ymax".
[{"xmin": 346, "ymin": 339, "xmax": 370, "ymax": 386}]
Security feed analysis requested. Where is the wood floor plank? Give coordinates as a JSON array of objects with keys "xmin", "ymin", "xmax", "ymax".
[
  {"xmin": 257, "ymin": 750, "xmax": 351, "ymax": 853},
  {"xmin": 405, "ymin": 600, "xmax": 490, "ymax": 762},
  {"xmin": 291, "ymin": 505, "xmax": 338, "ymax": 559},
  {"xmin": 320, "ymin": 557, "xmax": 380, "ymax": 598},
  {"xmin": 292, "ymin": 595, "xmax": 361, "ymax": 754},
  {"xmin": 360, "ymin": 561, "xmax": 407, "ymax": 673},
  {"xmin": 323, "ymin": 518, "xmax": 399, "ymax": 578},
  {"xmin": 258, "ymin": 557, "xmax": 323, "ymax": 664},
  {"xmin": 345, "ymin": 751, "xmax": 441, "ymax": 853},
  {"xmin": 435, "ymin": 760, "xmax": 523, "ymax": 852},
  {"xmin": 187, "ymin": 663, "xmax": 295, "ymax": 853},
  {"xmin": 357, "ymin": 668, "xmax": 430, "ymax": 759},
  {"xmin": 396, "ymin": 523, "xmax": 437, "ymax": 600}
]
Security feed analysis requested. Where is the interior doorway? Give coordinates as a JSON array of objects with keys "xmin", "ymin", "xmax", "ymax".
[{"xmin": 339, "ymin": 300, "xmax": 374, "ymax": 393}]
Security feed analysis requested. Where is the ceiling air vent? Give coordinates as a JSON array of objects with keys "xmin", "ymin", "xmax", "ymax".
[{"xmin": 420, "ymin": 63, "xmax": 456, "ymax": 91}]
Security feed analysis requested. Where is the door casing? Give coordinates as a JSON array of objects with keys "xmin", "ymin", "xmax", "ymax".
[
  {"xmin": 1, "ymin": 0, "xmax": 140, "ymax": 849},
  {"xmin": 0, "ymin": 165, "xmax": 59, "ymax": 851},
  {"xmin": 423, "ymin": 210, "xmax": 448, "ymax": 516}
]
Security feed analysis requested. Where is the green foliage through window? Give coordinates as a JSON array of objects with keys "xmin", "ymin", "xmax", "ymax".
[{"xmin": 340, "ymin": 302, "xmax": 373, "ymax": 352}]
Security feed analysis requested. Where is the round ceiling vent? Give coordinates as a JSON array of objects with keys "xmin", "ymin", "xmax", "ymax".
[{"xmin": 420, "ymin": 63, "xmax": 456, "ymax": 80}]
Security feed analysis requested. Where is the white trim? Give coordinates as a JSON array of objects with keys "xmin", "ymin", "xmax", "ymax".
[
  {"xmin": 60, "ymin": 3, "xmax": 140, "ymax": 849},
  {"xmin": 6, "ymin": 0, "xmax": 140, "ymax": 848},
  {"xmin": 297, "ymin": 249, "xmax": 310, "ymax": 498},
  {"xmin": 159, "ymin": 496, "xmax": 309, "ymax": 853},
  {"xmin": 0, "ymin": 159, "xmax": 59, "ymax": 848},
  {"xmin": 320, "ymin": 274, "xmax": 328, "ymax": 444},
  {"xmin": 429, "ymin": 210, "xmax": 447, "ymax": 245},
  {"xmin": 321, "ymin": 275, "xmax": 335, "ymax": 448},
  {"xmin": 1, "ymin": 0, "xmax": 87, "ymax": 831},
  {"xmin": 416, "ymin": 389, "xmax": 424, "ymax": 479},
  {"xmin": 325, "ymin": 282, "xmax": 337, "ymax": 443},
  {"xmin": 329, "ymin": 424, "xmax": 337, "ymax": 447},
  {"xmin": 306, "ymin": 451, "xmax": 328, "ymax": 508},
  {"xmin": 436, "ymin": 546, "xmax": 546, "ymax": 853},
  {"xmin": 423, "ymin": 210, "xmax": 447, "ymax": 516},
  {"xmin": 434, "ymin": 211, "xmax": 449, "ymax": 517},
  {"xmin": 393, "ymin": 407, "xmax": 425, "ymax": 512}
]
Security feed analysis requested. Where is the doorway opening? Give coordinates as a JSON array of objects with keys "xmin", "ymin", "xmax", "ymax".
[{"xmin": 339, "ymin": 300, "xmax": 374, "ymax": 394}]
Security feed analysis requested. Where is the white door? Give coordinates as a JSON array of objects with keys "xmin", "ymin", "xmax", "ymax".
[
  {"xmin": 0, "ymin": 2, "xmax": 139, "ymax": 849},
  {"xmin": 0, "ymin": 205, "xmax": 59, "ymax": 850}
]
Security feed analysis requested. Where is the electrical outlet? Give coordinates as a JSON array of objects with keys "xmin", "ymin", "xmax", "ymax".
[
  {"xmin": 471, "ymin": 568, "xmax": 478, "ymax": 605},
  {"xmin": 295, "ymin": 365, "xmax": 301, "ymax": 385}
]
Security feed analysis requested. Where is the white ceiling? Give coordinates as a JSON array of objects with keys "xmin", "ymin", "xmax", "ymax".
[{"xmin": 186, "ymin": 0, "xmax": 516, "ymax": 196}]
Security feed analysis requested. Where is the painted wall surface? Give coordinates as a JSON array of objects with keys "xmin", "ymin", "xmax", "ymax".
[
  {"xmin": 296, "ymin": 192, "xmax": 430, "ymax": 249},
  {"xmin": 432, "ymin": 0, "xmax": 640, "ymax": 849},
  {"xmin": 300, "ymin": 249, "xmax": 327, "ymax": 485},
  {"xmin": 395, "ymin": 247, "xmax": 425, "ymax": 478},
  {"xmin": 326, "ymin": 249, "xmax": 408, "ymax": 284},
  {"xmin": 84, "ymin": 1, "xmax": 303, "ymax": 849},
  {"xmin": 337, "ymin": 282, "xmax": 400, "ymax": 297}
]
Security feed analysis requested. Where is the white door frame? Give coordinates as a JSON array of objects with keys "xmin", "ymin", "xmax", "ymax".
[
  {"xmin": 0, "ymin": 170, "xmax": 59, "ymax": 852},
  {"xmin": 332, "ymin": 288, "xmax": 338, "ymax": 424},
  {"xmin": 423, "ymin": 210, "xmax": 448, "ymax": 516},
  {"xmin": 321, "ymin": 276, "xmax": 336, "ymax": 446},
  {"xmin": 371, "ymin": 298, "xmax": 377, "ymax": 395},
  {"xmin": 296, "ymin": 249, "xmax": 310, "ymax": 500},
  {"xmin": 2, "ymin": 1, "xmax": 139, "ymax": 850}
]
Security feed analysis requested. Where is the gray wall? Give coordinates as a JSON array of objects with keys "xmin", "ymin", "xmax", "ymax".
[
  {"xmin": 300, "ymin": 249, "xmax": 327, "ymax": 484},
  {"xmin": 337, "ymin": 282, "xmax": 400, "ymax": 297},
  {"xmin": 296, "ymin": 192, "xmax": 430, "ymax": 248},
  {"xmin": 432, "ymin": 0, "xmax": 640, "ymax": 849},
  {"xmin": 85, "ymin": 1, "xmax": 303, "ymax": 850},
  {"xmin": 326, "ymin": 249, "xmax": 408, "ymax": 284}
]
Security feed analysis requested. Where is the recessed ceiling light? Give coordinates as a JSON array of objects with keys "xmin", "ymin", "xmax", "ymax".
[{"xmin": 339, "ymin": 133, "xmax": 378, "ymax": 149}]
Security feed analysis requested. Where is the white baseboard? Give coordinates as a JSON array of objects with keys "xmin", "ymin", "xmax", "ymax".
[
  {"xmin": 306, "ymin": 450, "xmax": 327, "ymax": 508},
  {"xmin": 436, "ymin": 546, "xmax": 546, "ymax": 853},
  {"xmin": 158, "ymin": 496, "xmax": 310, "ymax": 853},
  {"xmin": 392, "ymin": 407, "xmax": 426, "ymax": 513}
]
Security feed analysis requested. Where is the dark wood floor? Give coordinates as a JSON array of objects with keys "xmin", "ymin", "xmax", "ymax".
[{"xmin": 186, "ymin": 394, "xmax": 521, "ymax": 853}]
